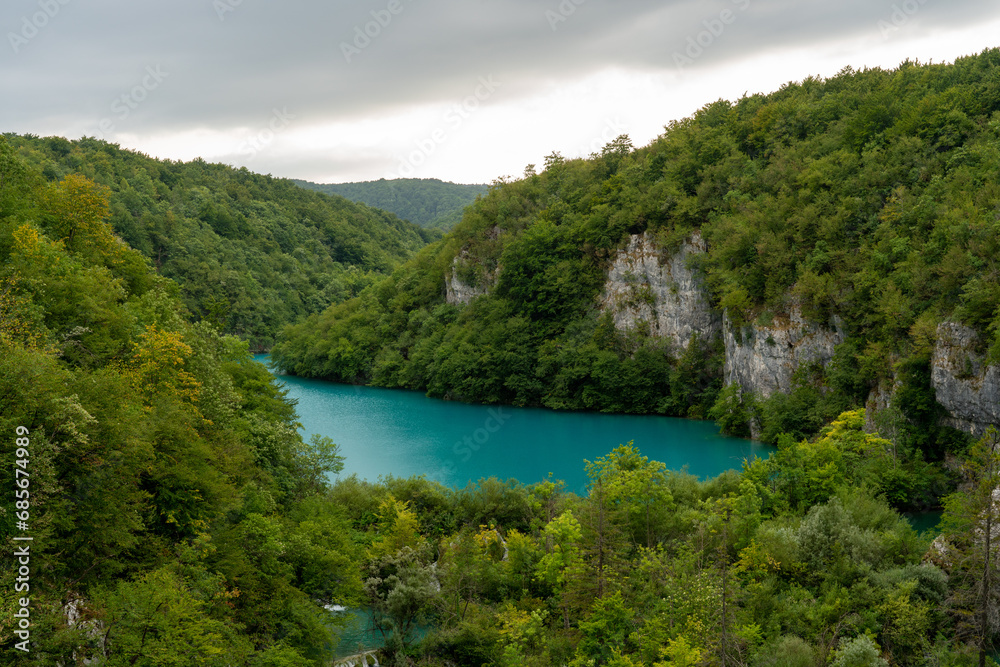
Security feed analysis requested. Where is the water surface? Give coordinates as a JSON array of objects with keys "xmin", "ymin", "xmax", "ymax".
[{"xmin": 256, "ymin": 356, "xmax": 771, "ymax": 494}]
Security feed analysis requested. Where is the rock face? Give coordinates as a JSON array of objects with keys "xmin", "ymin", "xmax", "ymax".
[
  {"xmin": 601, "ymin": 231, "xmax": 721, "ymax": 351},
  {"xmin": 723, "ymin": 309, "xmax": 845, "ymax": 399},
  {"xmin": 445, "ymin": 265, "xmax": 486, "ymax": 306},
  {"xmin": 864, "ymin": 376, "xmax": 899, "ymax": 435},
  {"xmin": 931, "ymin": 321, "xmax": 1000, "ymax": 436},
  {"xmin": 445, "ymin": 255, "xmax": 496, "ymax": 306}
]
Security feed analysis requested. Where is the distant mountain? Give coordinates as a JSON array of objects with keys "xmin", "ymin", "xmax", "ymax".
[{"xmin": 294, "ymin": 177, "xmax": 488, "ymax": 230}]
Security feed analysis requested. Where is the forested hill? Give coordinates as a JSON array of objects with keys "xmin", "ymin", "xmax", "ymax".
[
  {"xmin": 0, "ymin": 138, "xmax": 363, "ymax": 662},
  {"xmin": 273, "ymin": 50, "xmax": 1000, "ymax": 458},
  {"xmin": 8, "ymin": 135, "xmax": 434, "ymax": 349},
  {"xmin": 294, "ymin": 177, "xmax": 488, "ymax": 230}
]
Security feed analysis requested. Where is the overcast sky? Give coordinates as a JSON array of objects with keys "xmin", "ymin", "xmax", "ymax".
[{"xmin": 3, "ymin": 1, "xmax": 1000, "ymax": 185}]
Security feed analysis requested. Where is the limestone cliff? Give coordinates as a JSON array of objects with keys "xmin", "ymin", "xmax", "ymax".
[
  {"xmin": 931, "ymin": 321, "xmax": 1000, "ymax": 436},
  {"xmin": 723, "ymin": 309, "xmax": 845, "ymax": 399},
  {"xmin": 444, "ymin": 228, "xmax": 502, "ymax": 306},
  {"xmin": 601, "ymin": 231, "xmax": 720, "ymax": 351},
  {"xmin": 864, "ymin": 377, "xmax": 899, "ymax": 435},
  {"xmin": 445, "ymin": 258, "xmax": 489, "ymax": 306},
  {"xmin": 444, "ymin": 226, "xmax": 999, "ymax": 438}
]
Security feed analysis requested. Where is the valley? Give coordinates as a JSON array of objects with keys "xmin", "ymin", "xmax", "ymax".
[{"xmin": 4, "ymin": 49, "xmax": 1000, "ymax": 666}]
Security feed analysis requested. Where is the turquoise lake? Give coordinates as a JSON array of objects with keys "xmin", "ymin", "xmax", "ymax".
[{"xmin": 255, "ymin": 356, "xmax": 773, "ymax": 494}]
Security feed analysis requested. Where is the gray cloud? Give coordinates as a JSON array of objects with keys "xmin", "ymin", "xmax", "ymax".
[{"xmin": 2, "ymin": 0, "xmax": 998, "ymax": 175}]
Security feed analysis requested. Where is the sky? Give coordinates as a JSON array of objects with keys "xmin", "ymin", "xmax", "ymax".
[{"xmin": 3, "ymin": 1, "xmax": 1000, "ymax": 186}]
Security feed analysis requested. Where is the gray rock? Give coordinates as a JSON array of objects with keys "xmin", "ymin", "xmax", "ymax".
[
  {"xmin": 445, "ymin": 255, "xmax": 496, "ymax": 306},
  {"xmin": 863, "ymin": 374, "xmax": 908, "ymax": 443},
  {"xmin": 600, "ymin": 231, "xmax": 721, "ymax": 351},
  {"xmin": 931, "ymin": 321, "xmax": 1000, "ymax": 436},
  {"xmin": 723, "ymin": 309, "xmax": 845, "ymax": 399}
]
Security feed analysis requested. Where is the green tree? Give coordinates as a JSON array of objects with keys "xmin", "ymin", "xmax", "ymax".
[
  {"xmin": 585, "ymin": 443, "xmax": 672, "ymax": 549},
  {"xmin": 573, "ymin": 592, "xmax": 636, "ymax": 666},
  {"xmin": 941, "ymin": 427, "xmax": 1000, "ymax": 664},
  {"xmin": 95, "ymin": 568, "xmax": 254, "ymax": 666},
  {"xmin": 364, "ymin": 546, "xmax": 438, "ymax": 650},
  {"xmin": 829, "ymin": 635, "xmax": 888, "ymax": 667}
]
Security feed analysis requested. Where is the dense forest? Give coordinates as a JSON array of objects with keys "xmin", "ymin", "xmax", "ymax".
[
  {"xmin": 273, "ymin": 51, "xmax": 1000, "ymax": 460},
  {"xmin": 0, "ymin": 137, "xmax": 361, "ymax": 664},
  {"xmin": 294, "ymin": 178, "xmax": 488, "ymax": 231},
  {"xmin": 6, "ymin": 135, "xmax": 433, "ymax": 349}
]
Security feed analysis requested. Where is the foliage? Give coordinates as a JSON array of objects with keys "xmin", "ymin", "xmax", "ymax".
[
  {"xmin": 285, "ymin": 416, "xmax": 981, "ymax": 666},
  {"xmin": 294, "ymin": 177, "xmax": 487, "ymax": 230},
  {"xmin": 8, "ymin": 134, "xmax": 432, "ymax": 349},
  {"xmin": 0, "ymin": 146, "xmax": 361, "ymax": 664},
  {"xmin": 940, "ymin": 427, "xmax": 1000, "ymax": 662},
  {"xmin": 760, "ymin": 409, "xmax": 949, "ymax": 511},
  {"xmin": 829, "ymin": 635, "xmax": 888, "ymax": 667}
]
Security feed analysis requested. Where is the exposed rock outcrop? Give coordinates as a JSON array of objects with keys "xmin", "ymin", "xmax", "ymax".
[
  {"xmin": 601, "ymin": 231, "xmax": 721, "ymax": 351},
  {"xmin": 445, "ymin": 256, "xmax": 497, "ymax": 306},
  {"xmin": 723, "ymin": 309, "xmax": 845, "ymax": 399},
  {"xmin": 60, "ymin": 596, "xmax": 103, "ymax": 665},
  {"xmin": 444, "ymin": 229, "xmax": 502, "ymax": 306},
  {"xmin": 863, "ymin": 374, "xmax": 905, "ymax": 438},
  {"xmin": 924, "ymin": 487, "xmax": 1000, "ymax": 570},
  {"xmin": 931, "ymin": 321, "xmax": 1000, "ymax": 436},
  {"xmin": 445, "ymin": 266, "xmax": 486, "ymax": 306}
]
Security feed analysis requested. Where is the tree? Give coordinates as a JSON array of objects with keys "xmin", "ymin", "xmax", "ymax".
[
  {"xmin": 95, "ymin": 567, "xmax": 254, "ymax": 666},
  {"xmin": 941, "ymin": 427, "xmax": 1000, "ymax": 665},
  {"xmin": 363, "ymin": 546, "xmax": 438, "ymax": 651},
  {"xmin": 654, "ymin": 636, "xmax": 703, "ymax": 667},
  {"xmin": 829, "ymin": 635, "xmax": 888, "ymax": 667},
  {"xmin": 536, "ymin": 509, "xmax": 584, "ymax": 628},
  {"xmin": 40, "ymin": 174, "xmax": 116, "ymax": 261},
  {"xmin": 572, "ymin": 592, "xmax": 637, "ymax": 665},
  {"xmin": 585, "ymin": 443, "xmax": 672, "ymax": 549}
]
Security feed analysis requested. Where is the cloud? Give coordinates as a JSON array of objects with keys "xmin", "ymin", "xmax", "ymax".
[{"xmin": 2, "ymin": 0, "xmax": 999, "ymax": 182}]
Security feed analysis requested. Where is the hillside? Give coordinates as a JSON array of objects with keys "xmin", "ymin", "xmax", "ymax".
[
  {"xmin": 8, "ymin": 135, "xmax": 434, "ymax": 349},
  {"xmin": 294, "ymin": 177, "xmax": 488, "ymax": 230},
  {"xmin": 273, "ymin": 50, "xmax": 1000, "ymax": 461},
  {"xmin": 0, "ymin": 138, "xmax": 363, "ymax": 663}
]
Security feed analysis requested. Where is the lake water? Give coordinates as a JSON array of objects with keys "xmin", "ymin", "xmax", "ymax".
[{"xmin": 254, "ymin": 355, "xmax": 772, "ymax": 495}]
